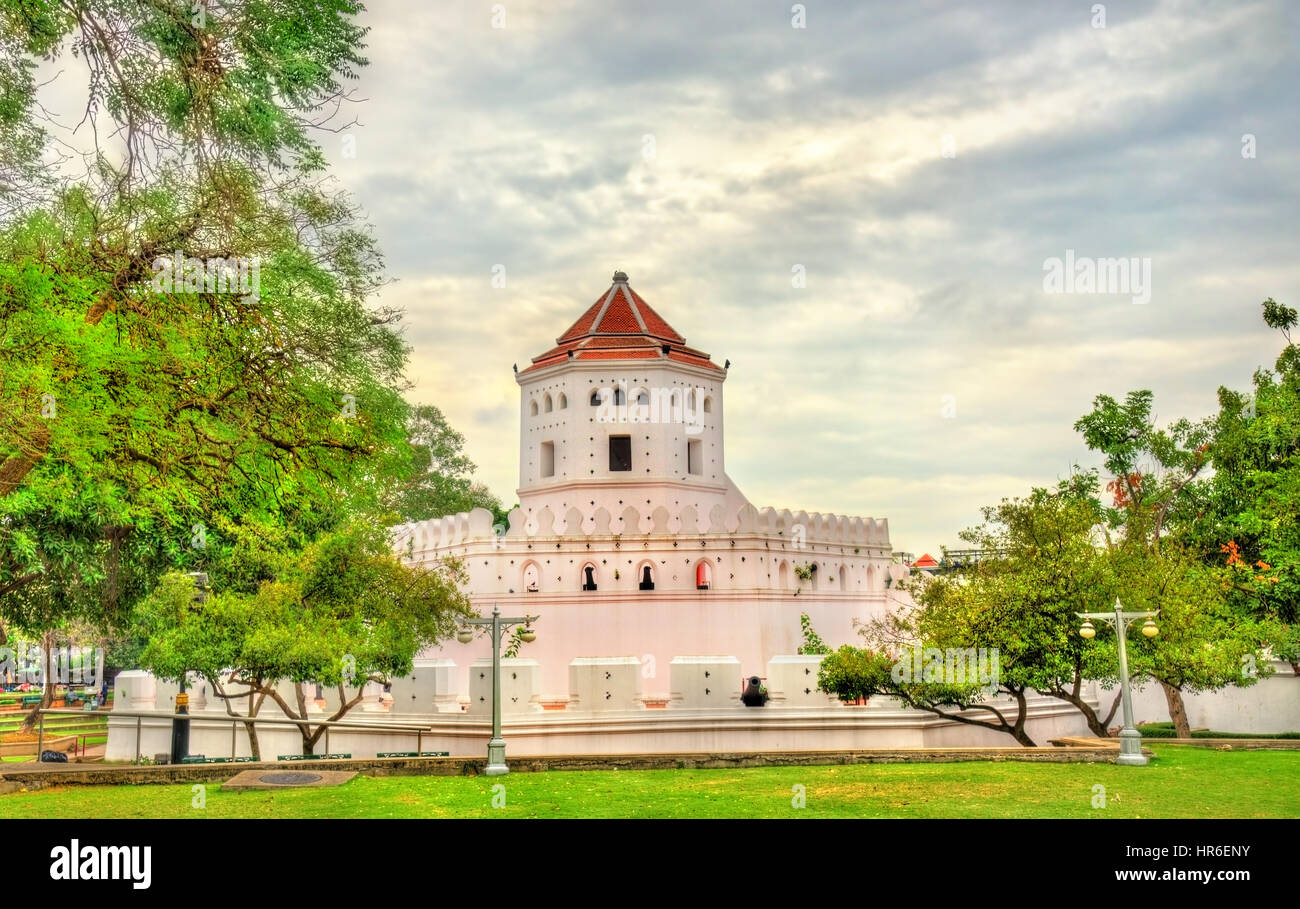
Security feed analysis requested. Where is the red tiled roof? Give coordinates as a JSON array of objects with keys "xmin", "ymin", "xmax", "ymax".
[
  {"xmin": 625, "ymin": 286, "xmax": 683, "ymax": 343},
  {"xmin": 557, "ymin": 295, "xmax": 609, "ymax": 342},
  {"xmin": 914, "ymin": 553, "xmax": 939, "ymax": 568},
  {"xmin": 521, "ymin": 273, "xmax": 722, "ymax": 375}
]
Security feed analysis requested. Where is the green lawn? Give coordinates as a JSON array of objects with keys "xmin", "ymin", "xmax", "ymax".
[{"xmin": 2, "ymin": 745, "xmax": 1296, "ymax": 818}]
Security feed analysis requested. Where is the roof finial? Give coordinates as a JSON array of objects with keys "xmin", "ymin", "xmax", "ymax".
[{"xmin": 612, "ymin": 270, "xmax": 629, "ymax": 283}]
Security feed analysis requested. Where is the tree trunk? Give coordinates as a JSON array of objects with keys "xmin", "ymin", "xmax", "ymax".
[
  {"xmin": 1048, "ymin": 677, "xmax": 1111, "ymax": 737},
  {"xmin": 1009, "ymin": 726, "xmax": 1037, "ymax": 747},
  {"xmin": 1100, "ymin": 689, "xmax": 1123, "ymax": 733},
  {"xmin": 245, "ymin": 691, "xmax": 264, "ymax": 761},
  {"xmin": 294, "ymin": 682, "xmax": 313, "ymax": 754},
  {"xmin": 1008, "ymin": 688, "xmax": 1037, "ymax": 747},
  {"xmin": 20, "ymin": 631, "xmax": 56, "ymax": 732},
  {"xmin": 1159, "ymin": 680, "xmax": 1192, "ymax": 738},
  {"xmin": 895, "ymin": 688, "xmax": 1038, "ymax": 747}
]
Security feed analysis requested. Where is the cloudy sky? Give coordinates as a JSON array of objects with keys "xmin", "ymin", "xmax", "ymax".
[{"xmin": 321, "ymin": 0, "xmax": 1297, "ymax": 556}]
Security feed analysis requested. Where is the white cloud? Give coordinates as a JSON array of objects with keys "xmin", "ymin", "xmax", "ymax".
[{"xmin": 329, "ymin": 0, "xmax": 1298, "ymax": 554}]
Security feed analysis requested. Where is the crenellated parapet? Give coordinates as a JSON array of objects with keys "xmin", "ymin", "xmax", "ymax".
[{"xmin": 391, "ymin": 503, "xmax": 891, "ymax": 556}]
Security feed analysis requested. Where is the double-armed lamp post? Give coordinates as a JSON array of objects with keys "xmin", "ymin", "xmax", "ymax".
[
  {"xmin": 1078, "ymin": 598, "xmax": 1159, "ymax": 766},
  {"xmin": 457, "ymin": 605, "xmax": 538, "ymax": 776}
]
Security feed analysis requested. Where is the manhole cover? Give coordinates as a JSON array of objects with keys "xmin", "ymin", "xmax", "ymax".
[{"xmin": 258, "ymin": 772, "xmax": 322, "ymax": 786}]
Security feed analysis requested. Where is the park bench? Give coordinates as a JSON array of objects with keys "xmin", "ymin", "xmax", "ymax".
[{"xmin": 20, "ymin": 695, "xmax": 43, "ymax": 708}]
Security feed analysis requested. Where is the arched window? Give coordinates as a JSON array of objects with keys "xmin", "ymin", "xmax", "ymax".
[
  {"xmin": 523, "ymin": 562, "xmax": 540, "ymax": 592},
  {"xmin": 838, "ymin": 564, "xmax": 846, "ymax": 588},
  {"xmin": 613, "ymin": 386, "xmax": 625, "ymax": 406},
  {"xmin": 702, "ymin": 396, "xmax": 712, "ymax": 413},
  {"xmin": 581, "ymin": 563, "xmax": 598, "ymax": 591},
  {"xmin": 638, "ymin": 562, "xmax": 655, "ymax": 591},
  {"xmin": 632, "ymin": 387, "xmax": 650, "ymax": 423},
  {"xmin": 543, "ymin": 393, "xmax": 553, "ymax": 413},
  {"xmin": 695, "ymin": 561, "xmax": 712, "ymax": 590},
  {"xmin": 590, "ymin": 389, "xmax": 602, "ymax": 406},
  {"xmin": 558, "ymin": 392, "xmax": 567, "ymax": 409},
  {"xmin": 529, "ymin": 400, "xmax": 539, "ymax": 416},
  {"xmin": 778, "ymin": 560, "xmax": 789, "ymax": 588}
]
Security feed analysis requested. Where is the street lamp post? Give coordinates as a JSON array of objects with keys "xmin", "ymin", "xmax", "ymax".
[
  {"xmin": 456, "ymin": 605, "xmax": 538, "ymax": 776},
  {"xmin": 1078, "ymin": 597, "xmax": 1159, "ymax": 766}
]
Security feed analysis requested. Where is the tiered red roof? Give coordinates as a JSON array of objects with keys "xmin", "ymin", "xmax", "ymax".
[
  {"xmin": 914, "ymin": 553, "xmax": 939, "ymax": 569},
  {"xmin": 522, "ymin": 273, "xmax": 723, "ymax": 375}
]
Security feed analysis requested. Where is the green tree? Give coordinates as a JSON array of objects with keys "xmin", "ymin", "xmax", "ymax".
[
  {"xmin": 1076, "ymin": 352, "xmax": 1276, "ymax": 735},
  {"xmin": 135, "ymin": 523, "xmax": 472, "ymax": 758},
  {"xmin": 1189, "ymin": 299, "xmax": 1300, "ymax": 671},
  {"xmin": 1103, "ymin": 543, "xmax": 1275, "ymax": 736},
  {"xmin": 0, "ymin": 1, "xmax": 414, "ymax": 726},
  {"xmin": 384, "ymin": 404, "xmax": 502, "ymax": 522},
  {"xmin": 849, "ymin": 476, "xmax": 1120, "ymax": 746},
  {"xmin": 816, "ymin": 645, "xmax": 892, "ymax": 703}
]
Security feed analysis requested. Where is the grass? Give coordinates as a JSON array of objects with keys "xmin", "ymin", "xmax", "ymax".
[
  {"xmin": 1, "ymin": 745, "xmax": 1296, "ymax": 818},
  {"xmin": 0, "ymin": 713, "xmax": 108, "ymax": 744},
  {"xmin": 1136, "ymin": 722, "xmax": 1300, "ymax": 739}
]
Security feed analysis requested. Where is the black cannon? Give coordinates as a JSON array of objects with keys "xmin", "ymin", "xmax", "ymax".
[{"xmin": 741, "ymin": 676, "xmax": 768, "ymax": 707}]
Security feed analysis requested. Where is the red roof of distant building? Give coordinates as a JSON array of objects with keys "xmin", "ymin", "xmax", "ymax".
[
  {"xmin": 521, "ymin": 273, "xmax": 723, "ymax": 375},
  {"xmin": 914, "ymin": 553, "xmax": 939, "ymax": 568}
]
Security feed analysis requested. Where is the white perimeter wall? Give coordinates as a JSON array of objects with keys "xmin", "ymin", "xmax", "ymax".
[{"xmin": 1093, "ymin": 661, "xmax": 1299, "ymax": 734}]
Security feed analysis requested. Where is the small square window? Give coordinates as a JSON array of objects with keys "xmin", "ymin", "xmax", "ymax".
[{"xmin": 609, "ymin": 435, "xmax": 632, "ymax": 471}]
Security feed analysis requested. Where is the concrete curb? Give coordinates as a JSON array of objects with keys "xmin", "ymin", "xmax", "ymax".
[{"xmin": 0, "ymin": 745, "xmax": 1136, "ymax": 790}]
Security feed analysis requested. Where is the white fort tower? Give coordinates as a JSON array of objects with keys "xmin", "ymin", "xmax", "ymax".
[
  {"xmin": 392, "ymin": 273, "xmax": 912, "ymax": 709},
  {"xmin": 108, "ymin": 273, "xmax": 1099, "ymax": 760}
]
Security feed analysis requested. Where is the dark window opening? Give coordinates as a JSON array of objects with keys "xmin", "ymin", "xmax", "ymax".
[
  {"xmin": 639, "ymin": 565, "xmax": 655, "ymax": 590},
  {"xmin": 609, "ymin": 435, "xmax": 632, "ymax": 471},
  {"xmin": 582, "ymin": 565, "xmax": 598, "ymax": 591}
]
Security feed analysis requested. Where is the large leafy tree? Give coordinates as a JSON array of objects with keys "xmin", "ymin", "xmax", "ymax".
[
  {"xmin": 1075, "ymin": 309, "xmax": 1293, "ymax": 736},
  {"xmin": 1189, "ymin": 299, "xmax": 1300, "ymax": 670},
  {"xmin": 1105, "ymin": 542, "xmax": 1275, "ymax": 735},
  {"xmin": 0, "ymin": 0, "xmax": 417, "ymax": 723},
  {"xmin": 384, "ymin": 404, "xmax": 503, "ymax": 523},
  {"xmin": 840, "ymin": 476, "xmax": 1120, "ymax": 746},
  {"xmin": 135, "ymin": 523, "xmax": 473, "ymax": 757},
  {"xmin": 1073, "ymin": 389, "xmax": 1214, "ymax": 546}
]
